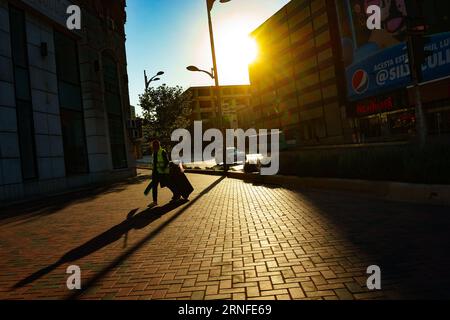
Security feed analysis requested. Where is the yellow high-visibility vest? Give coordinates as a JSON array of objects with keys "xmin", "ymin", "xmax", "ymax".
[{"xmin": 155, "ymin": 149, "xmax": 169, "ymax": 174}]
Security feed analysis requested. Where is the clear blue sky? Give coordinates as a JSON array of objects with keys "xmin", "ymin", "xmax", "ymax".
[{"xmin": 125, "ymin": 0, "xmax": 290, "ymax": 114}]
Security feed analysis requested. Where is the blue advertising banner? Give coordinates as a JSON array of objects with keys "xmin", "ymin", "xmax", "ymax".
[
  {"xmin": 336, "ymin": 0, "xmax": 450, "ymax": 102},
  {"xmin": 346, "ymin": 32, "xmax": 450, "ymax": 101}
]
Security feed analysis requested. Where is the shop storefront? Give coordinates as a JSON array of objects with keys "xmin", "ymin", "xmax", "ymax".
[
  {"xmin": 348, "ymin": 90, "xmax": 415, "ymax": 142},
  {"xmin": 349, "ymin": 79, "xmax": 450, "ymax": 143},
  {"xmin": 416, "ymin": 78, "xmax": 450, "ymax": 136},
  {"xmin": 335, "ymin": 0, "xmax": 450, "ymax": 143}
]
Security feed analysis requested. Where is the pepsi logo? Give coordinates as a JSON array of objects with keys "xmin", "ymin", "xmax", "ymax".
[{"xmin": 352, "ymin": 69, "xmax": 369, "ymax": 94}]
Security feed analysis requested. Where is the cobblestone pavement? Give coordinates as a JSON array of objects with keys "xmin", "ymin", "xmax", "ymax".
[{"xmin": 1, "ymin": 170, "xmax": 450, "ymax": 300}]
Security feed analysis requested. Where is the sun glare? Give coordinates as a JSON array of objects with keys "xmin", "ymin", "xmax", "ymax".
[
  {"xmin": 243, "ymin": 36, "xmax": 259, "ymax": 64},
  {"xmin": 214, "ymin": 19, "xmax": 259, "ymax": 84}
]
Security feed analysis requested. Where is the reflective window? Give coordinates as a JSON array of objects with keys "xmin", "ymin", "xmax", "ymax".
[
  {"xmin": 58, "ymin": 82, "xmax": 83, "ymax": 111},
  {"xmin": 54, "ymin": 32, "xmax": 80, "ymax": 85},
  {"xmin": 60, "ymin": 109, "xmax": 89, "ymax": 174},
  {"xmin": 54, "ymin": 30, "xmax": 89, "ymax": 175},
  {"xmin": 9, "ymin": 7, "xmax": 27, "ymax": 68},
  {"xmin": 108, "ymin": 114, "xmax": 128, "ymax": 169},
  {"xmin": 16, "ymin": 101, "xmax": 38, "ymax": 179},
  {"xmin": 102, "ymin": 53, "xmax": 127, "ymax": 169},
  {"xmin": 199, "ymin": 100, "xmax": 212, "ymax": 109},
  {"xmin": 14, "ymin": 67, "xmax": 31, "ymax": 101},
  {"xmin": 198, "ymin": 88, "xmax": 210, "ymax": 97},
  {"xmin": 9, "ymin": 6, "xmax": 38, "ymax": 180}
]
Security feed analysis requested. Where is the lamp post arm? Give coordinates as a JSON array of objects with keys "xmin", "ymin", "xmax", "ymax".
[
  {"xmin": 207, "ymin": 7, "xmax": 220, "ymax": 89},
  {"xmin": 198, "ymin": 69, "xmax": 215, "ymax": 79},
  {"xmin": 145, "ymin": 73, "xmax": 161, "ymax": 90}
]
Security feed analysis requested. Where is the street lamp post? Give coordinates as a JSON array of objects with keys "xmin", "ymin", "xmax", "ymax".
[
  {"xmin": 407, "ymin": 35, "xmax": 427, "ymax": 148},
  {"xmin": 405, "ymin": 0, "xmax": 432, "ymax": 148},
  {"xmin": 206, "ymin": 0, "xmax": 228, "ymax": 131},
  {"xmin": 144, "ymin": 70, "xmax": 164, "ymax": 91},
  {"xmin": 208, "ymin": 0, "xmax": 231, "ymax": 172},
  {"xmin": 187, "ymin": 0, "xmax": 231, "ymax": 172}
]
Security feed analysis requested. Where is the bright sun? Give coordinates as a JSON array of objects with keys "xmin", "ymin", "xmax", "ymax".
[
  {"xmin": 242, "ymin": 36, "xmax": 259, "ymax": 64},
  {"xmin": 214, "ymin": 19, "xmax": 259, "ymax": 84}
]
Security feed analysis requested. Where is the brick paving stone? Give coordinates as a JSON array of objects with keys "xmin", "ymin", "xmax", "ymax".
[
  {"xmin": 232, "ymin": 293, "xmax": 246, "ymax": 300},
  {"xmin": 335, "ymin": 288, "xmax": 354, "ymax": 300},
  {"xmin": 301, "ymin": 281, "xmax": 317, "ymax": 292},
  {"xmin": 190, "ymin": 291, "xmax": 205, "ymax": 300},
  {"xmin": 1, "ymin": 170, "xmax": 450, "ymax": 300},
  {"xmin": 289, "ymin": 287, "xmax": 306, "ymax": 299},
  {"xmin": 246, "ymin": 286, "xmax": 260, "ymax": 297},
  {"xmin": 259, "ymin": 280, "xmax": 273, "ymax": 291}
]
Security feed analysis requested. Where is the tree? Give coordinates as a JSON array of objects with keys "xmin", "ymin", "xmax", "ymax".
[{"xmin": 139, "ymin": 84, "xmax": 192, "ymax": 148}]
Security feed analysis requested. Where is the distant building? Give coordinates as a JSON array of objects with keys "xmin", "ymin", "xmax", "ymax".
[
  {"xmin": 236, "ymin": 102, "xmax": 256, "ymax": 131},
  {"xmin": 187, "ymin": 85, "xmax": 251, "ymax": 130},
  {"xmin": 0, "ymin": 0, "xmax": 136, "ymax": 203},
  {"xmin": 128, "ymin": 105, "xmax": 143, "ymax": 160},
  {"xmin": 130, "ymin": 105, "xmax": 136, "ymax": 119}
]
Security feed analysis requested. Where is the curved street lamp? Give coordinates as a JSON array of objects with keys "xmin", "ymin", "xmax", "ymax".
[
  {"xmin": 144, "ymin": 70, "xmax": 164, "ymax": 90},
  {"xmin": 186, "ymin": 65, "xmax": 215, "ymax": 80},
  {"xmin": 207, "ymin": 0, "xmax": 231, "ymax": 11}
]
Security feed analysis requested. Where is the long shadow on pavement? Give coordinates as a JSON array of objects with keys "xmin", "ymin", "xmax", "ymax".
[
  {"xmin": 12, "ymin": 200, "xmax": 186, "ymax": 290},
  {"xmin": 12, "ymin": 176, "xmax": 225, "ymax": 299}
]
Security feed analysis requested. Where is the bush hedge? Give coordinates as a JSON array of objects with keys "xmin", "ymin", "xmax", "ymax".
[{"xmin": 279, "ymin": 144, "xmax": 450, "ymax": 184}]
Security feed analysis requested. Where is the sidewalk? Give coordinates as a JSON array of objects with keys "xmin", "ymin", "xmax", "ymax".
[{"xmin": 1, "ymin": 169, "xmax": 450, "ymax": 300}]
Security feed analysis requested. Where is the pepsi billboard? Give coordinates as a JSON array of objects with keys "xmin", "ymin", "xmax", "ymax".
[{"xmin": 336, "ymin": 0, "xmax": 450, "ymax": 102}]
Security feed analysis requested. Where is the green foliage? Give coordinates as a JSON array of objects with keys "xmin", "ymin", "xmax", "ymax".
[
  {"xmin": 279, "ymin": 144, "xmax": 450, "ymax": 184},
  {"xmin": 139, "ymin": 84, "xmax": 192, "ymax": 148}
]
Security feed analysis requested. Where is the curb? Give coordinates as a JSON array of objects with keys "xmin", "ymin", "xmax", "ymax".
[{"xmin": 183, "ymin": 169, "xmax": 450, "ymax": 207}]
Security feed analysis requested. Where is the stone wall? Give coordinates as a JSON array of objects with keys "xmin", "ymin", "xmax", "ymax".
[{"xmin": 0, "ymin": 0, "xmax": 136, "ymax": 203}]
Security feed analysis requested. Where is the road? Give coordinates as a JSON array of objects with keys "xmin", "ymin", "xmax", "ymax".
[
  {"xmin": 137, "ymin": 156, "xmax": 245, "ymax": 172},
  {"xmin": 1, "ymin": 169, "xmax": 449, "ymax": 300}
]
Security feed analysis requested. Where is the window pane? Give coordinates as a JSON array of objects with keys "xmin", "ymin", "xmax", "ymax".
[
  {"xmin": 105, "ymin": 91, "xmax": 122, "ymax": 115},
  {"xmin": 222, "ymin": 88, "xmax": 232, "ymax": 95},
  {"xmin": 102, "ymin": 55, "xmax": 119, "ymax": 93},
  {"xmin": 16, "ymin": 100, "xmax": 37, "ymax": 180},
  {"xmin": 58, "ymin": 81, "xmax": 82, "ymax": 110},
  {"xmin": 54, "ymin": 31, "xmax": 79, "ymax": 84},
  {"xmin": 55, "ymin": 31, "xmax": 88, "ymax": 175},
  {"xmin": 102, "ymin": 53, "xmax": 127, "ymax": 169},
  {"xmin": 198, "ymin": 88, "xmax": 210, "ymax": 97},
  {"xmin": 108, "ymin": 115, "xmax": 127, "ymax": 169},
  {"xmin": 14, "ymin": 67, "xmax": 31, "ymax": 100},
  {"xmin": 199, "ymin": 100, "xmax": 212, "ymax": 109},
  {"xmin": 10, "ymin": 7, "xmax": 38, "ymax": 181},
  {"xmin": 9, "ymin": 7, "xmax": 27, "ymax": 68},
  {"xmin": 60, "ymin": 109, "xmax": 89, "ymax": 174}
]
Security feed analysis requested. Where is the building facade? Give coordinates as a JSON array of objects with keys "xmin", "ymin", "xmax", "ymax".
[
  {"xmin": 335, "ymin": 0, "xmax": 450, "ymax": 143},
  {"xmin": 249, "ymin": 0, "xmax": 352, "ymax": 147},
  {"xmin": 0, "ymin": 0, "xmax": 136, "ymax": 203},
  {"xmin": 188, "ymin": 85, "xmax": 251, "ymax": 130},
  {"xmin": 249, "ymin": 0, "xmax": 450, "ymax": 147}
]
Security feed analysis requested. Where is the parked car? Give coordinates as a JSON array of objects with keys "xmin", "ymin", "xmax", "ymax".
[
  {"xmin": 225, "ymin": 147, "xmax": 246, "ymax": 165},
  {"xmin": 244, "ymin": 153, "xmax": 272, "ymax": 173}
]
